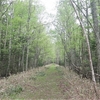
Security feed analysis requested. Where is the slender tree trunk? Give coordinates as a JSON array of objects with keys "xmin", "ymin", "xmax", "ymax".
[
  {"xmin": 7, "ymin": 36, "xmax": 12, "ymax": 76},
  {"xmin": 25, "ymin": 0, "xmax": 31, "ymax": 71},
  {"xmin": 26, "ymin": 42, "xmax": 29, "ymax": 71},
  {"xmin": 7, "ymin": 2, "xmax": 14, "ymax": 76},
  {"xmin": 4, "ymin": 17, "xmax": 8, "ymax": 49},
  {"xmin": 91, "ymin": 0, "xmax": 100, "ymax": 80},
  {"xmin": 64, "ymin": 51, "xmax": 66, "ymax": 67},
  {"xmin": 18, "ymin": 56, "xmax": 21, "ymax": 72},
  {"xmin": 70, "ymin": 0, "xmax": 99, "ymax": 98},
  {"xmin": 0, "ymin": 25, "xmax": 1, "ymax": 61},
  {"xmin": 22, "ymin": 46, "xmax": 25, "ymax": 71},
  {"xmin": 0, "ymin": 1, "xmax": 2, "ymax": 61}
]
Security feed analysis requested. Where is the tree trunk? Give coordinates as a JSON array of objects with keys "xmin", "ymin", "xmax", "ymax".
[
  {"xmin": 25, "ymin": 0, "xmax": 31, "ymax": 71},
  {"xmin": 7, "ymin": 36, "xmax": 12, "ymax": 76},
  {"xmin": 22, "ymin": 46, "xmax": 25, "ymax": 71},
  {"xmin": 26, "ymin": 42, "xmax": 29, "ymax": 71},
  {"xmin": 91, "ymin": 0, "xmax": 100, "ymax": 80},
  {"xmin": 70, "ymin": 0, "xmax": 99, "ymax": 98}
]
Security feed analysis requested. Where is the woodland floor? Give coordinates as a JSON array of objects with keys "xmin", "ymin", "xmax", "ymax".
[{"xmin": 0, "ymin": 64, "xmax": 100, "ymax": 100}]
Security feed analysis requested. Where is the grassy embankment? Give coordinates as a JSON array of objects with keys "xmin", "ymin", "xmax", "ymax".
[{"xmin": 0, "ymin": 64, "xmax": 100, "ymax": 100}]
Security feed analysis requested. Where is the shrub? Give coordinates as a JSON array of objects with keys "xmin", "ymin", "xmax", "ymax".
[
  {"xmin": 29, "ymin": 76, "xmax": 37, "ymax": 80},
  {"xmin": 36, "ymin": 72, "xmax": 45, "ymax": 77},
  {"xmin": 6, "ymin": 85, "xmax": 23, "ymax": 96}
]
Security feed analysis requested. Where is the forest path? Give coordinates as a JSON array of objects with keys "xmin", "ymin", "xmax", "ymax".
[{"xmin": 0, "ymin": 64, "xmax": 100, "ymax": 100}]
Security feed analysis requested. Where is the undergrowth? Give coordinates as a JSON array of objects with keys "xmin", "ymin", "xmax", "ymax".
[
  {"xmin": 0, "ymin": 64, "xmax": 100, "ymax": 100},
  {"xmin": 6, "ymin": 85, "xmax": 23, "ymax": 96}
]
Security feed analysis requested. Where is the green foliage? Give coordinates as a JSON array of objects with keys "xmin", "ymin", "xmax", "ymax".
[
  {"xmin": 0, "ymin": 0, "xmax": 56, "ymax": 76},
  {"xmin": 6, "ymin": 85, "xmax": 23, "ymax": 96},
  {"xmin": 29, "ymin": 76, "xmax": 37, "ymax": 81},
  {"xmin": 36, "ymin": 71, "xmax": 45, "ymax": 77},
  {"xmin": 90, "ymin": 35, "xmax": 96, "ymax": 51},
  {"xmin": 55, "ymin": 67, "xmax": 64, "ymax": 75}
]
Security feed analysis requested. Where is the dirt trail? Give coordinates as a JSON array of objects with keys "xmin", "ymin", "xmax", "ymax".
[{"xmin": 0, "ymin": 64, "xmax": 100, "ymax": 100}]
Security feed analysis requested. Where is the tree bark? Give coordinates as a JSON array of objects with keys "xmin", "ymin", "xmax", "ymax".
[
  {"xmin": 25, "ymin": 0, "xmax": 31, "ymax": 71},
  {"xmin": 7, "ymin": 36, "xmax": 12, "ymax": 76},
  {"xmin": 91, "ymin": 0, "xmax": 100, "ymax": 80},
  {"xmin": 22, "ymin": 46, "xmax": 25, "ymax": 71},
  {"xmin": 70, "ymin": 0, "xmax": 99, "ymax": 98}
]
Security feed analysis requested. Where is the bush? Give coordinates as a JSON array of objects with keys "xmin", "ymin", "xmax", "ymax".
[
  {"xmin": 6, "ymin": 85, "xmax": 23, "ymax": 96},
  {"xmin": 36, "ymin": 72, "xmax": 45, "ymax": 77},
  {"xmin": 29, "ymin": 76, "xmax": 37, "ymax": 80},
  {"xmin": 56, "ymin": 67, "xmax": 64, "ymax": 75}
]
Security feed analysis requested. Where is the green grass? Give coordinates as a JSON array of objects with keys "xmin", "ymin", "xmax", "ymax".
[
  {"xmin": 3, "ymin": 85, "xmax": 23, "ymax": 99},
  {"xmin": 2, "ymin": 64, "xmax": 68, "ymax": 99},
  {"xmin": 1, "ymin": 64, "xmax": 99, "ymax": 99}
]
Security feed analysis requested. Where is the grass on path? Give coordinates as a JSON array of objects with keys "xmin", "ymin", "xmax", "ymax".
[
  {"xmin": 0, "ymin": 64, "xmax": 100, "ymax": 100},
  {"xmin": 0, "ymin": 64, "xmax": 70, "ymax": 99}
]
